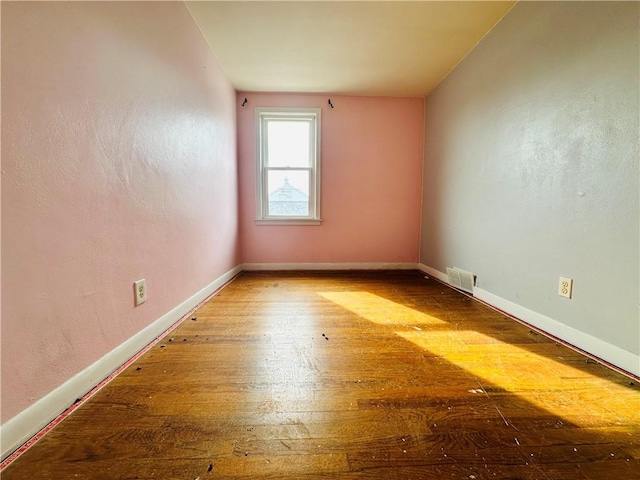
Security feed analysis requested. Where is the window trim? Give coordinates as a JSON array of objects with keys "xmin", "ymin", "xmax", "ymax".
[{"xmin": 255, "ymin": 107, "xmax": 322, "ymax": 225}]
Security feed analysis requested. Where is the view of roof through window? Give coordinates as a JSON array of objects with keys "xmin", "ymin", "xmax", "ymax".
[{"xmin": 268, "ymin": 175, "xmax": 309, "ymax": 216}]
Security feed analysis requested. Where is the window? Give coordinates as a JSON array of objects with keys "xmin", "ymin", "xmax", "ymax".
[{"xmin": 255, "ymin": 107, "xmax": 321, "ymax": 225}]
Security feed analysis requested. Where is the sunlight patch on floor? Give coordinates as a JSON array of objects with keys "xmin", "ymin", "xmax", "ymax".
[
  {"xmin": 317, "ymin": 291, "xmax": 446, "ymax": 327},
  {"xmin": 318, "ymin": 291, "xmax": 640, "ymax": 430},
  {"xmin": 398, "ymin": 329, "xmax": 640, "ymax": 427}
]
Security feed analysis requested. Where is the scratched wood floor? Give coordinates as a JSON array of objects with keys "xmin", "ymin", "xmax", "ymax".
[{"xmin": 3, "ymin": 271, "xmax": 639, "ymax": 479}]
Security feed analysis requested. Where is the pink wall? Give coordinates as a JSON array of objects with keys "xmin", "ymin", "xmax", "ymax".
[
  {"xmin": 238, "ymin": 93, "xmax": 424, "ymax": 263},
  {"xmin": 1, "ymin": 2, "xmax": 238, "ymax": 422}
]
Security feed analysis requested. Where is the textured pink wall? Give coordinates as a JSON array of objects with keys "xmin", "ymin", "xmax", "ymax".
[
  {"xmin": 238, "ymin": 93, "xmax": 424, "ymax": 263},
  {"xmin": 1, "ymin": 2, "xmax": 238, "ymax": 422}
]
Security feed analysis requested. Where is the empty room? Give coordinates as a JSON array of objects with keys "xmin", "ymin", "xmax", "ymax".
[{"xmin": 1, "ymin": 1, "xmax": 639, "ymax": 478}]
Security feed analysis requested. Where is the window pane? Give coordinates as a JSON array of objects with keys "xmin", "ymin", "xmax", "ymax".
[
  {"xmin": 267, "ymin": 121, "xmax": 310, "ymax": 167},
  {"xmin": 267, "ymin": 170, "xmax": 310, "ymax": 217}
]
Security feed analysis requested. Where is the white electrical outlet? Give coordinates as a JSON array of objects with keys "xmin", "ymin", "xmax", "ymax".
[
  {"xmin": 134, "ymin": 279, "xmax": 146, "ymax": 306},
  {"xmin": 558, "ymin": 276, "xmax": 573, "ymax": 299}
]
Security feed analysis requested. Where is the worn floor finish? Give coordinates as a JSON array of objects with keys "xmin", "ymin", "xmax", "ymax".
[{"xmin": 4, "ymin": 271, "xmax": 639, "ymax": 479}]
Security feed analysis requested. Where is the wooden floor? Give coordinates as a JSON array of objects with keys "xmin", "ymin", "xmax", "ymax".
[{"xmin": 3, "ymin": 271, "xmax": 639, "ymax": 479}]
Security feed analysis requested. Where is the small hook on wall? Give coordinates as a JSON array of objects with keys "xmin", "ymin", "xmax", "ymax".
[
  {"xmin": 328, "ymin": 99, "xmax": 334, "ymax": 109},
  {"xmin": 241, "ymin": 98, "xmax": 248, "ymax": 107}
]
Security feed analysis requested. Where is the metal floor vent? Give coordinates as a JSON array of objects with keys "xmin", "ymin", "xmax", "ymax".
[{"xmin": 446, "ymin": 267, "xmax": 475, "ymax": 294}]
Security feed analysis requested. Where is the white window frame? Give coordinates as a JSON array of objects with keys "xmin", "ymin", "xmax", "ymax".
[{"xmin": 255, "ymin": 107, "xmax": 322, "ymax": 225}]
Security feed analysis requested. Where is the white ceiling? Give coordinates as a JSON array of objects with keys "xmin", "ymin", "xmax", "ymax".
[{"xmin": 186, "ymin": 1, "xmax": 516, "ymax": 97}]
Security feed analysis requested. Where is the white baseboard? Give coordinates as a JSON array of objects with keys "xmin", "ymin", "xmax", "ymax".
[
  {"xmin": 416, "ymin": 263, "xmax": 449, "ymax": 283},
  {"xmin": 474, "ymin": 287, "xmax": 639, "ymax": 377},
  {"xmin": 0, "ymin": 264, "xmax": 242, "ymax": 461},
  {"xmin": 418, "ymin": 264, "xmax": 639, "ymax": 377},
  {"xmin": 241, "ymin": 262, "xmax": 418, "ymax": 271}
]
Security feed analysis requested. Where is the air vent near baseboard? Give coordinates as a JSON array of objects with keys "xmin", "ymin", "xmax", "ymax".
[{"xmin": 446, "ymin": 267, "xmax": 475, "ymax": 294}]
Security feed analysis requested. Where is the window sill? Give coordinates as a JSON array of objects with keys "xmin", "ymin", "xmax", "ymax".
[{"xmin": 255, "ymin": 218, "xmax": 323, "ymax": 226}]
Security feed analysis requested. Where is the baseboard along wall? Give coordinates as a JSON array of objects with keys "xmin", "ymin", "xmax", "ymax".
[{"xmin": 241, "ymin": 262, "xmax": 418, "ymax": 271}]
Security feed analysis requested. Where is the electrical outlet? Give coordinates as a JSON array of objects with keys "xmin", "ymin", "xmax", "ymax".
[
  {"xmin": 134, "ymin": 279, "xmax": 146, "ymax": 306},
  {"xmin": 558, "ymin": 276, "xmax": 573, "ymax": 299}
]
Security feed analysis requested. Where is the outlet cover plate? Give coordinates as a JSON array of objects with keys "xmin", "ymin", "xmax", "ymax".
[
  {"xmin": 134, "ymin": 279, "xmax": 146, "ymax": 306},
  {"xmin": 558, "ymin": 276, "xmax": 573, "ymax": 299}
]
